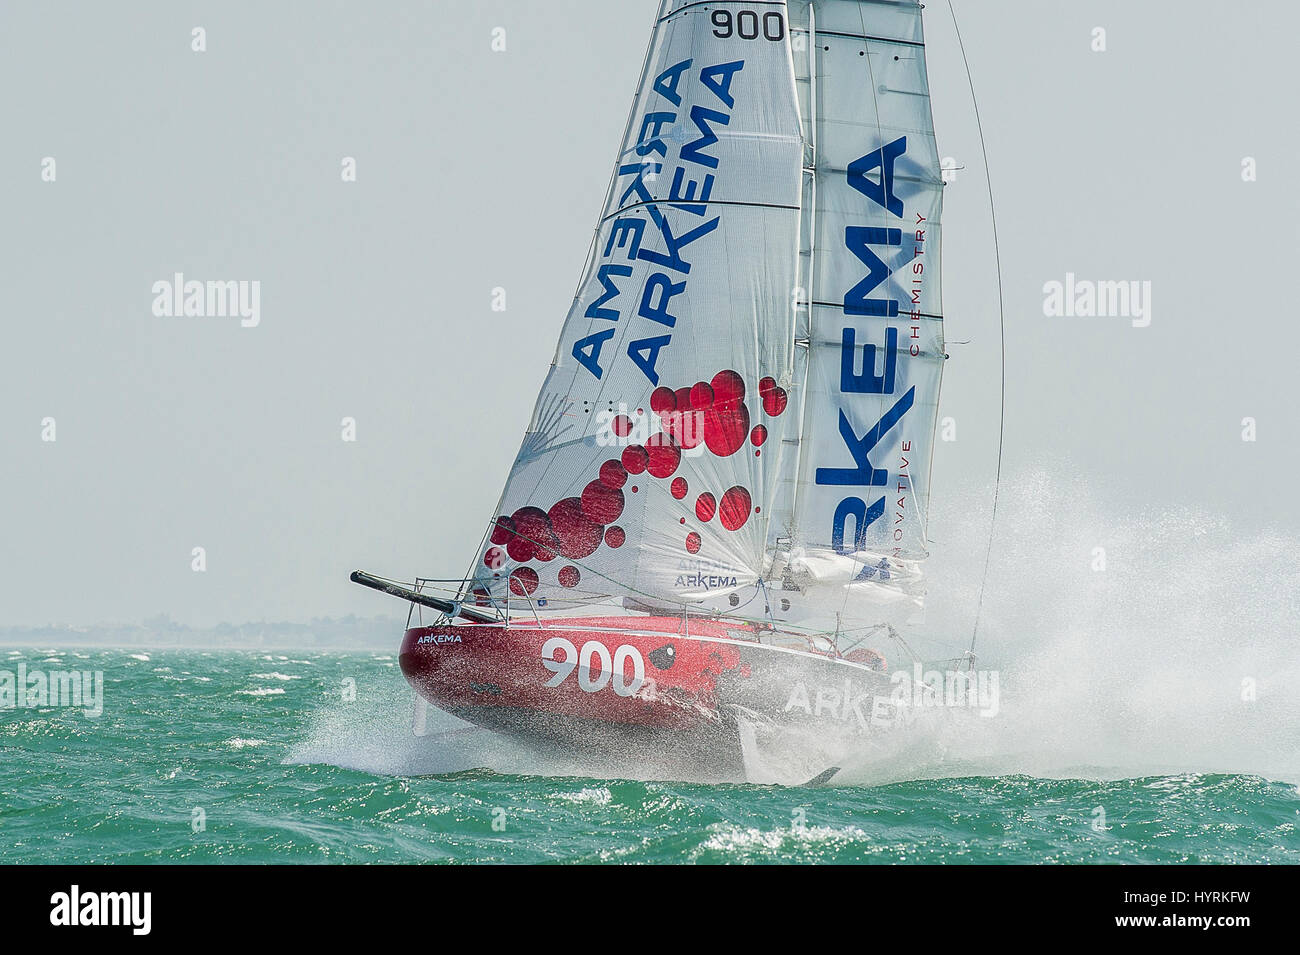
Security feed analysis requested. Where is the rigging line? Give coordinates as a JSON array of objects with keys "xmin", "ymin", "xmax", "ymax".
[{"xmin": 946, "ymin": 0, "xmax": 1007, "ymax": 667}]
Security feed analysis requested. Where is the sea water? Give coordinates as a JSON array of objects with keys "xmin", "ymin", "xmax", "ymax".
[
  {"xmin": 2, "ymin": 475, "xmax": 1297, "ymax": 863},
  {"xmin": 0, "ymin": 646, "xmax": 1293, "ymax": 864}
]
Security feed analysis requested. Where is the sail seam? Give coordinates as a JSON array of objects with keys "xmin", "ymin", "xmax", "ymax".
[
  {"xmin": 792, "ymin": 28, "xmax": 924, "ymax": 48},
  {"xmin": 808, "ymin": 301, "xmax": 942, "ymax": 320},
  {"xmin": 600, "ymin": 198, "xmax": 799, "ymax": 224}
]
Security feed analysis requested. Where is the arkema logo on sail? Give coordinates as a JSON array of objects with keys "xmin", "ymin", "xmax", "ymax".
[
  {"xmin": 816, "ymin": 136, "xmax": 925, "ymax": 557},
  {"xmin": 570, "ymin": 57, "xmax": 746, "ymax": 386}
]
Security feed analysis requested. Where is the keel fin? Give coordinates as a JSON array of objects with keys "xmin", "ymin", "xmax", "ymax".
[{"xmin": 804, "ymin": 766, "xmax": 841, "ymax": 787}]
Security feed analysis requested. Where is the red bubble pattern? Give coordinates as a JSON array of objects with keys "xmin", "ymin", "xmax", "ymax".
[
  {"xmin": 581, "ymin": 479, "xmax": 624, "ymax": 524},
  {"xmin": 622, "ymin": 445, "xmax": 649, "ymax": 474},
  {"xmin": 645, "ymin": 433, "xmax": 682, "ymax": 479},
  {"xmin": 483, "ymin": 368, "xmax": 788, "ymax": 580},
  {"xmin": 509, "ymin": 567, "xmax": 539, "ymax": 596},
  {"xmin": 719, "ymin": 486, "xmax": 752, "ymax": 532},
  {"xmin": 759, "ymin": 376, "xmax": 789, "ymax": 418},
  {"xmin": 600, "ymin": 459, "xmax": 628, "ymax": 489}
]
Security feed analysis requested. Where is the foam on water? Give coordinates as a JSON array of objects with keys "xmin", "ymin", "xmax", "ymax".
[
  {"xmin": 834, "ymin": 470, "xmax": 1300, "ymax": 786},
  {"xmin": 284, "ymin": 667, "xmax": 577, "ymax": 778}
]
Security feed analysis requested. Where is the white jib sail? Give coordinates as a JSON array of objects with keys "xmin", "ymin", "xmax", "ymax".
[{"xmin": 468, "ymin": 1, "xmax": 806, "ymax": 613}]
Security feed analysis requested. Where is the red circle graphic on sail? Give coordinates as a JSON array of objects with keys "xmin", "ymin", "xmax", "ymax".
[
  {"xmin": 548, "ymin": 498, "xmax": 602, "ymax": 560},
  {"xmin": 621, "ymin": 445, "xmax": 649, "ymax": 475},
  {"xmin": 650, "ymin": 386, "xmax": 676, "ymax": 415},
  {"xmin": 599, "ymin": 459, "xmax": 628, "ymax": 489},
  {"xmin": 508, "ymin": 506, "xmax": 557, "ymax": 562},
  {"xmin": 719, "ymin": 486, "xmax": 752, "ymax": 531},
  {"xmin": 760, "ymin": 376, "xmax": 789, "ymax": 417},
  {"xmin": 509, "ymin": 567, "xmax": 539, "ymax": 596},
  {"xmin": 581, "ymin": 479, "xmax": 624, "ymax": 525},
  {"xmin": 645, "ymin": 433, "xmax": 681, "ymax": 478},
  {"xmin": 489, "ymin": 516, "xmax": 514, "ymax": 546},
  {"xmin": 704, "ymin": 370, "xmax": 750, "ymax": 456}
]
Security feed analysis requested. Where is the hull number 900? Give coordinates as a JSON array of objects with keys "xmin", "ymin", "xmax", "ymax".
[{"xmin": 542, "ymin": 637, "xmax": 645, "ymax": 697}]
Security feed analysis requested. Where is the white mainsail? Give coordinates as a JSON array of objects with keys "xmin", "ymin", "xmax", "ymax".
[
  {"xmin": 780, "ymin": 0, "xmax": 945, "ymax": 626},
  {"xmin": 467, "ymin": 0, "xmax": 943, "ymax": 631}
]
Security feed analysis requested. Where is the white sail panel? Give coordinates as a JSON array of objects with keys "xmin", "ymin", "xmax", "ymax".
[
  {"xmin": 468, "ymin": 2, "xmax": 805, "ymax": 612},
  {"xmin": 783, "ymin": 0, "xmax": 945, "ymax": 620}
]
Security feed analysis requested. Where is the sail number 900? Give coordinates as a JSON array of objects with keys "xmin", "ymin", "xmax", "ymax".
[
  {"xmin": 542, "ymin": 637, "xmax": 645, "ymax": 697},
  {"xmin": 712, "ymin": 9, "xmax": 786, "ymax": 42}
]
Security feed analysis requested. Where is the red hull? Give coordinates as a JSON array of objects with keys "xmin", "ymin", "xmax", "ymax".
[{"xmin": 399, "ymin": 615, "xmax": 892, "ymax": 780}]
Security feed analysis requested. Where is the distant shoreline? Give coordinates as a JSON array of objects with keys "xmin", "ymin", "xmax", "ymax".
[{"xmin": 0, "ymin": 614, "xmax": 403, "ymax": 652}]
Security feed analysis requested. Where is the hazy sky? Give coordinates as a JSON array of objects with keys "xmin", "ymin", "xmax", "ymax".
[{"xmin": 3, "ymin": 0, "xmax": 1296, "ymax": 628}]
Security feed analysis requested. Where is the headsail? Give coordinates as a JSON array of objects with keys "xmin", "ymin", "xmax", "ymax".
[
  {"xmin": 466, "ymin": 0, "xmax": 944, "ymax": 632},
  {"xmin": 467, "ymin": 1, "xmax": 805, "ymax": 612}
]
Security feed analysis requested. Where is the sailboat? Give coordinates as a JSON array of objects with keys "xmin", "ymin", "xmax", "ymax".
[{"xmin": 354, "ymin": 0, "xmax": 951, "ymax": 783}]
